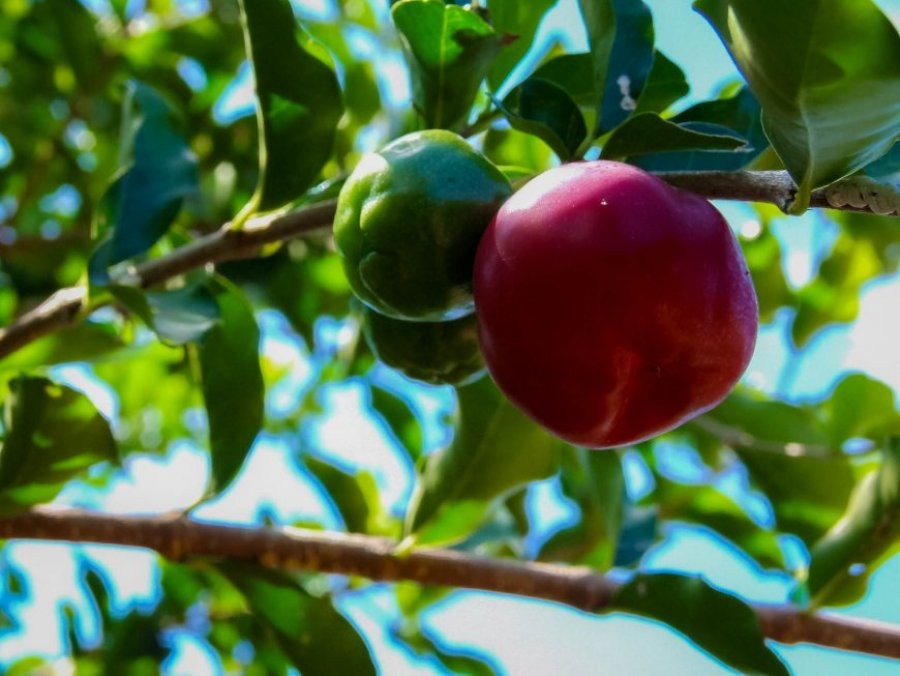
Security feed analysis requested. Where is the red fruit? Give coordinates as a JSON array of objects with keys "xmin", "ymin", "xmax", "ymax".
[{"xmin": 473, "ymin": 161, "xmax": 758, "ymax": 448}]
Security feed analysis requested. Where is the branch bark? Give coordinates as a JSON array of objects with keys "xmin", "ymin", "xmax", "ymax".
[{"xmin": 0, "ymin": 508, "xmax": 897, "ymax": 660}]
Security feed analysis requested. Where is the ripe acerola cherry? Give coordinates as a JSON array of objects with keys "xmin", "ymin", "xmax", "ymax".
[{"xmin": 473, "ymin": 161, "xmax": 758, "ymax": 449}]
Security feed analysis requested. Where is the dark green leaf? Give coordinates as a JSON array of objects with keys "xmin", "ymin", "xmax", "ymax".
[
  {"xmin": 368, "ymin": 384, "xmax": 425, "ymax": 463},
  {"xmin": 0, "ymin": 377, "xmax": 118, "ymax": 514},
  {"xmin": 633, "ymin": 50, "xmax": 689, "ymax": 115},
  {"xmin": 110, "ymin": 284, "xmax": 219, "ymax": 346},
  {"xmin": 694, "ymin": 0, "xmax": 900, "ymax": 209},
  {"xmin": 304, "ymin": 455, "xmax": 382, "ymax": 534},
  {"xmin": 406, "ymin": 377, "xmax": 561, "ymax": 546},
  {"xmin": 807, "ymin": 439, "xmax": 900, "ymax": 607},
  {"xmin": 634, "ymin": 87, "xmax": 768, "ymax": 172},
  {"xmin": 45, "ymin": 0, "xmax": 105, "ymax": 92},
  {"xmin": 498, "ymin": 78, "xmax": 588, "ymax": 160},
  {"xmin": 614, "ymin": 573, "xmax": 789, "ymax": 675},
  {"xmin": 392, "ymin": 0, "xmax": 503, "ymax": 130},
  {"xmin": 600, "ymin": 112, "xmax": 748, "ymax": 160},
  {"xmin": 198, "ymin": 278, "xmax": 264, "ymax": 490},
  {"xmin": 217, "ymin": 562, "xmax": 376, "ymax": 676},
  {"xmin": 95, "ymin": 81, "xmax": 198, "ymax": 270},
  {"xmin": 240, "ymin": 0, "xmax": 343, "ymax": 209},
  {"xmin": 596, "ymin": 0, "xmax": 654, "ymax": 134},
  {"xmin": 530, "ymin": 52, "xmax": 596, "ymax": 107}
]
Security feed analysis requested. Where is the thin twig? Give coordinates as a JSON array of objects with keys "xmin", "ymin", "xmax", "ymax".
[
  {"xmin": 0, "ymin": 508, "xmax": 897, "ymax": 659},
  {"xmin": 0, "ymin": 169, "xmax": 893, "ymax": 363}
]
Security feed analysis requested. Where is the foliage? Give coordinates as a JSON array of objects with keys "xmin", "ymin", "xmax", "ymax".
[{"xmin": 0, "ymin": 0, "xmax": 898, "ymax": 673}]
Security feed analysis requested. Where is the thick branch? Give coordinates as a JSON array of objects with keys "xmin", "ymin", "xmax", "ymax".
[
  {"xmin": 0, "ymin": 508, "xmax": 898, "ymax": 660},
  {"xmin": 0, "ymin": 169, "xmax": 893, "ymax": 363}
]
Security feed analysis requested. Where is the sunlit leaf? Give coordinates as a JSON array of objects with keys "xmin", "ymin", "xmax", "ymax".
[
  {"xmin": 694, "ymin": 0, "xmax": 900, "ymax": 209},
  {"xmin": 392, "ymin": 0, "xmax": 503, "ymax": 130},
  {"xmin": 240, "ymin": 0, "xmax": 343, "ymax": 210},
  {"xmin": 807, "ymin": 439, "xmax": 900, "ymax": 607},
  {"xmin": 406, "ymin": 377, "xmax": 561, "ymax": 546},
  {"xmin": 0, "ymin": 377, "xmax": 118, "ymax": 514}
]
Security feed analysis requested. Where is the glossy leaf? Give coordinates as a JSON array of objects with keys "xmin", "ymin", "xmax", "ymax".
[
  {"xmin": 392, "ymin": 0, "xmax": 503, "ymax": 130},
  {"xmin": 614, "ymin": 573, "xmax": 789, "ymax": 675},
  {"xmin": 0, "ymin": 377, "xmax": 118, "ymax": 514},
  {"xmin": 807, "ymin": 439, "xmax": 900, "ymax": 607},
  {"xmin": 634, "ymin": 87, "xmax": 768, "ymax": 172},
  {"xmin": 600, "ymin": 112, "xmax": 748, "ymax": 160},
  {"xmin": 498, "ymin": 78, "xmax": 588, "ymax": 160},
  {"xmin": 110, "ymin": 284, "xmax": 219, "ymax": 346},
  {"xmin": 94, "ymin": 81, "xmax": 198, "ymax": 270},
  {"xmin": 198, "ymin": 278, "xmax": 264, "ymax": 490},
  {"xmin": 596, "ymin": 0, "xmax": 654, "ymax": 134},
  {"xmin": 486, "ymin": 0, "xmax": 557, "ymax": 90},
  {"xmin": 694, "ymin": 0, "xmax": 900, "ymax": 209},
  {"xmin": 218, "ymin": 562, "xmax": 376, "ymax": 676},
  {"xmin": 240, "ymin": 0, "xmax": 342, "ymax": 210},
  {"xmin": 406, "ymin": 377, "xmax": 561, "ymax": 546},
  {"xmin": 632, "ymin": 50, "xmax": 689, "ymax": 115}
]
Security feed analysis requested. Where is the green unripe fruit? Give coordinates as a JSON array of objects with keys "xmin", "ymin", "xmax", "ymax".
[
  {"xmin": 333, "ymin": 130, "xmax": 512, "ymax": 321},
  {"xmin": 360, "ymin": 304, "xmax": 485, "ymax": 386}
]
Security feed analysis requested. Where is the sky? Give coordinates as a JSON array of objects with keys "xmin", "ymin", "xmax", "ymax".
[{"xmin": 2, "ymin": 0, "xmax": 900, "ymax": 674}]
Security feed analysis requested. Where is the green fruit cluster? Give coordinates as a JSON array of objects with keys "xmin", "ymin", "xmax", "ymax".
[{"xmin": 334, "ymin": 130, "xmax": 509, "ymax": 385}]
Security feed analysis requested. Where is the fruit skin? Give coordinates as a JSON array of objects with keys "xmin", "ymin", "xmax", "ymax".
[
  {"xmin": 360, "ymin": 304, "xmax": 485, "ymax": 386},
  {"xmin": 334, "ymin": 130, "xmax": 512, "ymax": 321},
  {"xmin": 473, "ymin": 160, "xmax": 758, "ymax": 448}
]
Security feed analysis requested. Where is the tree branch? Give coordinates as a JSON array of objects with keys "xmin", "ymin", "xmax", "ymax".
[
  {"xmin": 0, "ymin": 169, "xmax": 893, "ymax": 363},
  {"xmin": 0, "ymin": 508, "xmax": 897, "ymax": 660}
]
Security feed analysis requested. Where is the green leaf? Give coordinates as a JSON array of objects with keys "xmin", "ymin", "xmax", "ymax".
[
  {"xmin": 486, "ymin": 0, "xmax": 557, "ymax": 90},
  {"xmin": 539, "ymin": 448, "xmax": 626, "ymax": 570},
  {"xmin": 368, "ymin": 384, "xmax": 425, "ymax": 463},
  {"xmin": 600, "ymin": 112, "xmax": 748, "ymax": 160},
  {"xmin": 614, "ymin": 573, "xmax": 789, "ymax": 676},
  {"xmin": 792, "ymin": 233, "xmax": 883, "ymax": 346},
  {"xmin": 632, "ymin": 50, "xmax": 689, "ymax": 115},
  {"xmin": 0, "ymin": 323, "xmax": 124, "ymax": 373},
  {"xmin": 694, "ymin": 0, "xmax": 900, "ymax": 210},
  {"xmin": 0, "ymin": 377, "xmax": 118, "ymax": 514},
  {"xmin": 654, "ymin": 478, "xmax": 785, "ymax": 569},
  {"xmin": 110, "ymin": 284, "xmax": 219, "ymax": 346},
  {"xmin": 596, "ymin": 0, "xmax": 654, "ymax": 134},
  {"xmin": 392, "ymin": 0, "xmax": 503, "ymax": 130},
  {"xmin": 706, "ymin": 391, "xmax": 855, "ymax": 544},
  {"xmin": 94, "ymin": 81, "xmax": 198, "ymax": 270},
  {"xmin": 823, "ymin": 373, "xmax": 898, "ymax": 447},
  {"xmin": 807, "ymin": 439, "xmax": 900, "ymax": 607},
  {"xmin": 240, "ymin": 0, "xmax": 342, "ymax": 210},
  {"xmin": 303, "ymin": 455, "xmax": 383, "ymax": 534},
  {"xmin": 497, "ymin": 78, "xmax": 588, "ymax": 161},
  {"xmin": 405, "ymin": 377, "xmax": 561, "ymax": 546},
  {"xmin": 45, "ymin": 0, "xmax": 105, "ymax": 92},
  {"xmin": 634, "ymin": 87, "xmax": 768, "ymax": 172},
  {"xmin": 198, "ymin": 278, "xmax": 264, "ymax": 491},
  {"xmin": 217, "ymin": 562, "xmax": 376, "ymax": 676}
]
